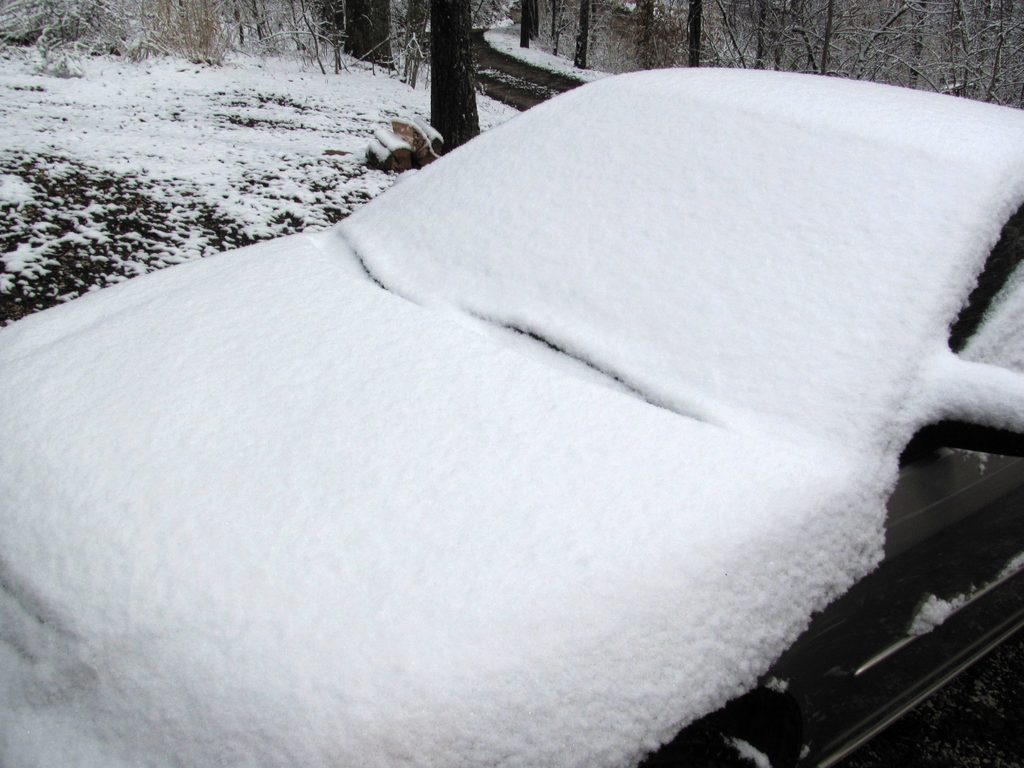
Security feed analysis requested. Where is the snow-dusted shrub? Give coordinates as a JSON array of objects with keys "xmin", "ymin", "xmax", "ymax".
[
  {"xmin": 472, "ymin": 0, "xmax": 512, "ymax": 27},
  {"xmin": 1, "ymin": 0, "xmax": 146, "ymax": 57},
  {"xmin": 0, "ymin": 0, "xmax": 100, "ymax": 45},
  {"xmin": 132, "ymin": 0, "xmax": 229, "ymax": 64},
  {"xmin": 34, "ymin": 30, "xmax": 84, "ymax": 75}
]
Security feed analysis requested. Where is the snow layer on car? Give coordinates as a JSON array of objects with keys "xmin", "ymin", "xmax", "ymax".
[
  {"xmin": 340, "ymin": 68, "xmax": 1024, "ymax": 451},
  {"xmin": 1, "ymin": 237, "xmax": 884, "ymax": 768},
  {"xmin": 3, "ymin": 69, "xmax": 1024, "ymax": 768}
]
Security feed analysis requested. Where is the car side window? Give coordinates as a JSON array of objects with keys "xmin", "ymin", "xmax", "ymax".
[
  {"xmin": 950, "ymin": 202, "xmax": 1024, "ymax": 355},
  {"xmin": 961, "ymin": 255, "xmax": 1024, "ymax": 374},
  {"xmin": 901, "ymin": 203, "xmax": 1024, "ymax": 465}
]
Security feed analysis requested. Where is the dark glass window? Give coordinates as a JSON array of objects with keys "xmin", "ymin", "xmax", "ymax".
[{"xmin": 949, "ymin": 202, "xmax": 1024, "ymax": 352}]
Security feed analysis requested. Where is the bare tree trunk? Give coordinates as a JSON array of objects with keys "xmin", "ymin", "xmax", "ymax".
[
  {"xmin": 520, "ymin": 0, "xmax": 532, "ymax": 47},
  {"xmin": 821, "ymin": 0, "xmax": 834, "ymax": 73},
  {"xmin": 251, "ymin": 0, "xmax": 266, "ymax": 40},
  {"xmin": 754, "ymin": 0, "xmax": 767, "ymax": 68},
  {"xmin": 983, "ymin": 0, "xmax": 1006, "ymax": 101},
  {"xmin": 907, "ymin": 2, "xmax": 925, "ymax": 88},
  {"xmin": 301, "ymin": 0, "xmax": 326, "ymax": 73},
  {"xmin": 772, "ymin": 2, "xmax": 782, "ymax": 71},
  {"xmin": 235, "ymin": 4, "xmax": 245, "ymax": 46},
  {"xmin": 574, "ymin": 0, "xmax": 590, "ymax": 67},
  {"xmin": 688, "ymin": 0, "xmax": 702, "ymax": 66},
  {"xmin": 403, "ymin": 0, "xmax": 429, "ymax": 87},
  {"xmin": 431, "ymin": 0, "xmax": 479, "ymax": 152},
  {"xmin": 949, "ymin": 0, "xmax": 964, "ymax": 95},
  {"xmin": 345, "ymin": 0, "xmax": 392, "ymax": 66},
  {"xmin": 552, "ymin": 0, "xmax": 564, "ymax": 55},
  {"xmin": 636, "ymin": 0, "xmax": 655, "ymax": 68}
]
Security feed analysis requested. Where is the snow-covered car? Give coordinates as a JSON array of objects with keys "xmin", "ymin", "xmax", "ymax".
[{"xmin": 2, "ymin": 69, "xmax": 1024, "ymax": 768}]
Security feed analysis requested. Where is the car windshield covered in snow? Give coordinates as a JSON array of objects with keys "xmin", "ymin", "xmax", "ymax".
[
  {"xmin": 2, "ymin": 69, "xmax": 1024, "ymax": 768},
  {"xmin": 339, "ymin": 69, "xmax": 1024, "ymax": 451}
]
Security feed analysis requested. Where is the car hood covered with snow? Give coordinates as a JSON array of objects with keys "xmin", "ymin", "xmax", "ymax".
[{"xmin": 2, "ymin": 69, "xmax": 1024, "ymax": 768}]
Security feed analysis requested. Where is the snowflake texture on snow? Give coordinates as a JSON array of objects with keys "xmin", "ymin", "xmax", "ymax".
[
  {"xmin": 3, "ymin": 69, "xmax": 1024, "ymax": 768},
  {"xmin": 0, "ymin": 46, "xmax": 515, "ymax": 322}
]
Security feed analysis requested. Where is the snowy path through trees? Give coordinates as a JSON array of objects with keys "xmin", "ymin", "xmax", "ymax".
[{"xmin": 473, "ymin": 29, "xmax": 586, "ymax": 111}]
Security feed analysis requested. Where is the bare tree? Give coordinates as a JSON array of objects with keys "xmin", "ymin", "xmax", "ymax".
[
  {"xmin": 573, "ymin": 0, "xmax": 590, "ymax": 67},
  {"xmin": 754, "ymin": 0, "xmax": 768, "ymax": 68},
  {"xmin": 431, "ymin": 0, "xmax": 479, "ymax": 151},
  {"xmin": 688, "ymin": 0, "xmax": 702, "ymax": 65},
  {"xmin": 820, "ymin": 0, "xmax": 834, "ymax": 72},
  {"xmin": 345, "ymin": 0, "xmax": 392, "ymax": 65},
  {"xmin": 520, "ymin": 0, "xmax": 532, "ymax": 46},
  {"xmin": 636, "ymin": 0, "xmax": 655, "ymax": 68},
  {"xmin": 399, "ymin": 0, "xmax": 429, "ymax": 87}
]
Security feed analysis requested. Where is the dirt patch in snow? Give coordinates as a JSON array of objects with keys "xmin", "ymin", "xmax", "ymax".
[
  {"xmin": 0, "ymin": 46, "xmax": 516, "ymax": 325},
  {"xmin": 0, "ymin": 151, "xmax": 380, "ymax": 323}
]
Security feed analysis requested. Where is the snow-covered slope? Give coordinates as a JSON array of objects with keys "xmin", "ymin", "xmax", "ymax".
[{"xmin": 2, "ymin": 69, "xmax": 1024, "ymax": 768}]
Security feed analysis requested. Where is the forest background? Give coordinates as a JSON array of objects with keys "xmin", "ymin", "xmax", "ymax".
[{"xmin": 2, "ymin": 0, "xmax": 1021, "ymax": 109}]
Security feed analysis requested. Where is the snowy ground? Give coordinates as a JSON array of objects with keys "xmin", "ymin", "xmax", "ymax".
[{"xmin": 0, "ymin": 45, "xmax": 516, "ymax": 323}]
